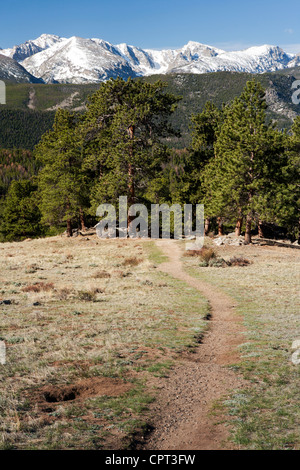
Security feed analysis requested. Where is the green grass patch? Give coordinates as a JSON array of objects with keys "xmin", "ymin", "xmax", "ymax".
[{"xmin": 143, "ymin": 241, "xmax": 169, "ymax": 265}]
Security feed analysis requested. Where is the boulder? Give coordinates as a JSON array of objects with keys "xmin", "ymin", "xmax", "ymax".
[
  {"xmin": 0, "ymin": 341, "xmax": 6, "ymax": 365},
  {"xmin": 291, "ymin": 350, "xmax": 300, "ymax": 365},
  {"xmin": 291, "ymin": 339, "xmax": 300, "ymax": 351}
]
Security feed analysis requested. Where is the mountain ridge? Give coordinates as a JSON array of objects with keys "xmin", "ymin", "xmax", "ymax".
[
  {"xmin": 0, "ymin": 54, "xmax": 43, "ymax": 83},
  {"xmin": 1, "ymin": 34, "xmax": 300, "ymax": 84}
]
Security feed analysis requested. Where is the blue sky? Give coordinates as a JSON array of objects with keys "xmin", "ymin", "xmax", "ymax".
[{"xmin": 1, "ymin": 0, "xmax": 300, "ymax": 53}]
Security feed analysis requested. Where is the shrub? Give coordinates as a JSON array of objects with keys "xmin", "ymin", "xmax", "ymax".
[
  {"xmin": 122, "ymin": 257, "xmax": 141, "ymax": 267},
  {"xmin": 227, "ymin": 256, "xmax": 252, "ymax": 267},
  {"xmin": 92, "ymin": 271, "xmax": 111, "ymax": 279},
  {"xmin": 57, "ymin": 287, "xmax": 73, "ymax": 300},
  {"xmin": 185, "ymin": 247, "xmax": 216, "ymax": 263},
  {"xmin": 208, "ymin": 258, "xmax": 227, "ymax": 268},
  {"xmin": 22, "ymin": 282, "xmax": 54, "ymax": 293},
  {"xmin": 77, "ymin": 290, "xmax": 97, "ymax": 302}
]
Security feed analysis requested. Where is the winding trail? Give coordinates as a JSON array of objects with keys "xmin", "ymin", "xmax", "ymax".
[{"xmin": 143, "ymin": 240, "xmax": 246, "ymax": 450}]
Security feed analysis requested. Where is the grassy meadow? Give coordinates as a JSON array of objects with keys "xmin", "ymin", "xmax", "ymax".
[
  {"xmin": 0, "ymin": 234, "xmax": 299, "ymax": 450},
  {"xmin": 183, "ymin": 240, "xmax": 300, "ymax": 450},
  {"xmin": 0, "ymin": 235, "xmax": 208, "ymax": 450}
]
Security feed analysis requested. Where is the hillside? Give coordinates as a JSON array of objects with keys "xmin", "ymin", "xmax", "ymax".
[
  {"xmin": 276, "ymin": 65, "xmax": 300, "ymax": 79},
  {"xmin": 0, "ymin": 71, "xmax": 299, "ymax": 149},
  {"xmin": 0, "ymin": 54, "xmax": 43, "ymax": 83},
  {"xmin": 2, "ymin": 34, "xmax": 300, "ymax": 84}
]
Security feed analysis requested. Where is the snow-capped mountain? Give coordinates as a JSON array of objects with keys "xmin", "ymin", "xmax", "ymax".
[
  {"xmin": 287, "ymin": 53, "xmax": 300, "ymax": 68},
  {"xmin": 22, "ymin": 36, "xmax": 138, "ymax": 84},
  {"xmin": 0, "ymin": 54, "xmax": 43, "ymax": 83},
  {"xmin": 159, "ymin": 43, "xmax": 292, "ymax": 74},
  {"xmin": 1, "ymin": 34, "xmax": 300, "ymax": 84},
  {"xmin": 0, "ymin": 34, "xmax": 64, "ymax": 62}
]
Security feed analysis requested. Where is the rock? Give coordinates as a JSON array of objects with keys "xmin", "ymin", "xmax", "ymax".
[
  {"xmin": 0, "ymin": 341, "xmax": 6, "ymax": 365},
  {"xmin": 213, "ymin": 235, "xmax": 246, "ymax": 246},
  {"xmin": 0, "ymin": 300, "xmax": 12, "ymax": 305},
  {"xmin": 291, "ymin": 350, "xmax": 300, "ymax": 365},
  {"xmin": 291, "ymin": 339, "xmax": 300, "ymax": 351},
  {"xmin": 229, "ymin": 239, "xmax": 245, "ymax": 246},
  {"xmin": 213, "ymin": 237, "xmax": 225, "ymax": 246},
  {"xmin": 79, "ymin": 229, "xmax": 96, "ymax": 236}
]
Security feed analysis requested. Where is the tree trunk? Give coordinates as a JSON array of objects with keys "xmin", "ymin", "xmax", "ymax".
[
  {"xmin": 128, "ymin": 163, "xmax": 135, "ymax": 205},
  {"xmin": 235, "ymin": 217, "xmax": 243, "ymax": 237},
  {"xmin": 127, "ymin": 125, "xmax": 135, "ymax": 226},
  {"xmin": 217, "ymin": 217, "xmax": 224, "ymax": 236},
  {"xmin": 245, "ymin": 215, "xmax": 252, "ymax": 244},
  {"xmin": 67, "ymin": 219, "xmax": 73, "ymax": 237},
  {"xmin": 245, "ymin": 152, "xmax": 255, "ymax": 245},
  {"xmin": 79, "ymin": 207, "xmax": 86, "ymax": 231},
  {"xmin": 258, "ymin": 220, "xmax": 264, "ymax": 238},
  {"xmin": 204, "ymin": 217, "xmax": 211, "ymax": 236}
]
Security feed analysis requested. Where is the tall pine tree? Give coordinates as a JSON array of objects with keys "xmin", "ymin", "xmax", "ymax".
[
  {"xmin": 80, "ymin": 77, "xmax": 181, "ymax": 218},
  {"xmin": 202, "ymin": 80, "xmax": 286, "ymax": 243},
  {"xmin": 35, "ymin": 109, "xmax": 86, "ymax": 236}
]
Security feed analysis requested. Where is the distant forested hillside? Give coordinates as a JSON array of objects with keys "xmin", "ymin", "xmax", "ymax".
[
  {"xmin": 0, "ymin": 148, "xmax": 40, "ymax": 197},
  {"xmin": 0, "ymin": 148, "xmax": 42, "ymax": 239},
  {"xmin": 144, "ymin": 72, "xmax": 300, "ymax": 147},
  {"xmin": 0, "ymin": 71, "xmax": 299, "ymax": 150},
  {"xmin": 0, "ymin": 77, "xmax": 299, "ymax": 244},
  {"xmin": 0, "ymin": 109, "xmax": 55, "ymax": 150}
]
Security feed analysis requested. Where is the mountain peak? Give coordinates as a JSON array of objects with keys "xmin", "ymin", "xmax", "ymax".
[{"xmin": 1, "ymin": 35, "xmax": 299, "ymax": 84}]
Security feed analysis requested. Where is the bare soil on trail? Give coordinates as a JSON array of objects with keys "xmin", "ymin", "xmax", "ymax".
[{"xmin": 143, "ymin": 240, "xmax": 247, "ymax": 451}]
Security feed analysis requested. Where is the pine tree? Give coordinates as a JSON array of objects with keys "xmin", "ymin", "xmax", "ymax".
[
  {"xmin": 190, "ymin": 102, "xmax": 224, "ymax": 233},
  {"xmin": 202, "ymin": 80, "xmax": 286, "ymax": 243},
  {"xmin": 80, "ymin": 77, "xmax": 181, "ymax": 218},
  {"xmin": 288, "ymin": 117, "xmax": 300, "ymax": 242},
  {"xmin": 268, "ymin": 117, "xmax": 300, "ymax": 242},
  {"xmin": 0, "ymin": 179, "xmax": 44, "ymax": 241},
  {"xmin": 34, "ymin": 109, "xmax": 86, "ymax": 236}
]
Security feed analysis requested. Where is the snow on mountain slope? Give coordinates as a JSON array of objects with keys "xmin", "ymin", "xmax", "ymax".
[
  {"xmin": 145, "ymin": 43, "xmax": 293, "ymax": 75},
  {"xmin": 144, "ymin": 41, "xmax": 227, "ymax": 74},
  {"xmin": 287, "ymin": 53, "xmax": 300, "ymax": 68},
  {"xmin": 1, "ymin": 34, "xmax": 64, "ymax": 62},
  {"xmin": 114, "ymin": 43, "xmax": 156, "ymax": 75},
  {"xmin": 22, "ymin": 36, "xmax": 139, "ymax": 83},
  {"xmin": 1, "ymin": 34, "xmax": 300, "ymax": 84},
  {"xmin": 0, "ymin": 54, "xmax": 43, "ymax": 83}
]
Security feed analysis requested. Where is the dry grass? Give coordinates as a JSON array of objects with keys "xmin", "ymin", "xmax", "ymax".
[
  {"xmin": 184, "ymin": 247, "xmax": 216, "ymax": 262},
  {"xmin": 22, "ymin": 282, "xmax": 55, "ymax": 293},
  {"xmin": 92, "ymin": 270, "xmax": 111, "ymax": 279},
  {"xmin": 0, "ymin": 235, "xmax": 208, "ymax": 450}
]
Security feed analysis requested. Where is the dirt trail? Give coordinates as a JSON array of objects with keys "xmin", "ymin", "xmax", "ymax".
[
  {"xmin": 143, "ymin": 240, "xmax": 246, "ymax": 450},
  {"xmin": 27, "ymin": 88, "xmax": 36, "ymax": 110}
]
